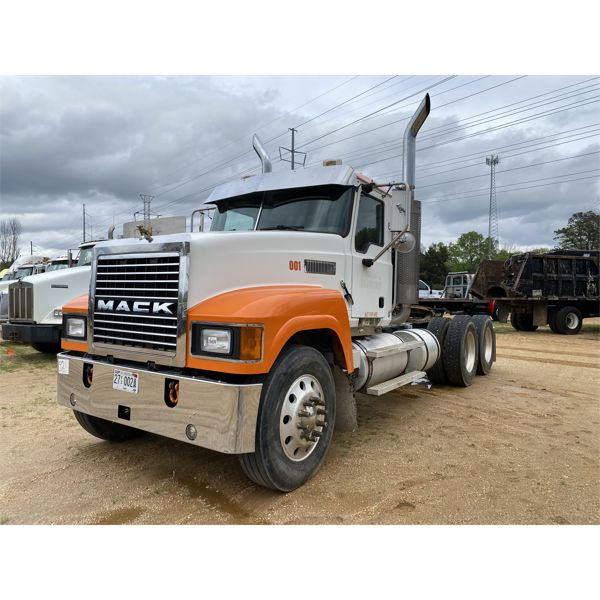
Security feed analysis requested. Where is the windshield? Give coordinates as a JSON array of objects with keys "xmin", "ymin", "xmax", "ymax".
[
  {"xmin": 15, "ymin": 267, "xmax": 34, "ymax": 278},
  {"xmin": 46, "ymin": 262, "xmax": 69, "ymax": 272},
  {"xmin": 77, "ymin": 248, "xmax": 94, "ymax": 266},
  {"xmin": 210, "ymin": 185, "xmax": 354, "ymax": 236}
]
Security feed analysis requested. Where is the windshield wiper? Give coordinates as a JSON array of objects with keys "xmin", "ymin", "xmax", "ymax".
[{"xmin": 259, "ymin": 225, "xmax": 305, "ymax": 231}]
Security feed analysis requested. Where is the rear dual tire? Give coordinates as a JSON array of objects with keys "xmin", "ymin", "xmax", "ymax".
[
  {"xmin": 549, "ymin": 306, "xmax": 582, "ymax": 335},
  {"xmin": 472, "ymin": 315, "xmax": 495, "ymax": 375},
  {"xmin": 426, "ymin": 315, "xmax": 495, "ymax": 386},
  {"xmin": 510, "ymin": 313, "xmax": 538, "ymax": 331},
  {"xmin": 442, "ymin": 315, "xmax": 479, "ymax": 387}
]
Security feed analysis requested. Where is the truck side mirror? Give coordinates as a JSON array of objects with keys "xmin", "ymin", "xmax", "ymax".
[{"xmin": 390, "ymin": 187, "xmax": 411, "ymax": 233}]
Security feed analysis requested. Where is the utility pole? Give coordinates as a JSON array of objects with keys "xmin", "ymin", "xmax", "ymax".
[
  {"xmin": 485, "ymin": 155, "xmax": 500, "ymax": 258},
  {"xmin": 278, "ymin": 129, "xmax": 306, "ymax": 170},
  {"xmin": 289, "ymin": 128, "xmax": 297, "ymax": 170},
  {"xmin": 82, "ymin": 203, "xmax": 86, "ymax": 242}
]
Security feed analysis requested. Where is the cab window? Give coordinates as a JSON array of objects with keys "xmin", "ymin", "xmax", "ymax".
[{"xmin": 355, "ymin": 194, "xmax": 384, "ymax": 254}]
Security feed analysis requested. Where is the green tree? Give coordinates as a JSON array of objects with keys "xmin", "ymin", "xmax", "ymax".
[
  {"xmin": 420, "ymin": 242, "xmax": 449, "ymax": 288},
  {"xmin": 527, "ymin": 247, "xmax": 553, "ymax": 255},
  {"xmin": 447, "ymin": 231, "xmax": 491, "ymax": 273},
  {"xmin": 553, "ymin": 210, "xmax": 600, "ymax": 250}
]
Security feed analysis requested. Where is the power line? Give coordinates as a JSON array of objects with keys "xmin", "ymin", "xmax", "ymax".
[
  {"xmin": 295, "ymin": 76, "xmax": 459, "ymax": 150},
  {"xmin": 426, "ymin": 168, "xmax": 600, "ymax": 200},
  {"xmin": 322, "ymin": 124, "xmax": 600, "ymax": 175},
  {"xmin": 369, "ymin": 130, "xmax": 600, "ymax": 180},
  {"xmin": 69, "ymin": 76, "xmax": 466, "ymax": 243},
  {"xmin": 49, "ymin": 78, "xmax": 600, "ymax": 249},
  {"xmin": 422, "ymin": 172, "xmax": 600, "ymax": 204},
  {"xmin": 293, "ymin": 75, "xmax": 399, "ymax": 129},
  {"xmin": 417, "ymin": 150, "xmax": 600, "ymax": 189},
  {"xmin": 149, "ymin": 77, "xmax": 425, "ymax": 201},
  {"xmin": 147, "ymin": 75, "xmax": 362, "ymax": 195},
  {"xmin": 300, "ymin": 75, "xmax": 529, "ymax": 157},
  {"xmin": 420, "ymin": 77, "xmax": 600, "ymax": 137}
]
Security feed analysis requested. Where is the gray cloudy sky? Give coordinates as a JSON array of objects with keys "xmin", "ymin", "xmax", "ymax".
[{"xmin": 1, "ymin": 74, "xmax": 599, "ymax": 258}]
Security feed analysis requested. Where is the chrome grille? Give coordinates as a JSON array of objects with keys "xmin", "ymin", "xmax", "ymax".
[
  {"xmin": 92, "ymin": 253, "xmax": 180, "ymax": 352},
  {"xmin": 8, "ymin": 281, "xmax": 34, "ymax": 321}
]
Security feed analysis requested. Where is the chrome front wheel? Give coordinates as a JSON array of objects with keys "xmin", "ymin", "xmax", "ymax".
[{"xmin": 279, "ymin": 375, "xmax": 327, "ymax": 462}]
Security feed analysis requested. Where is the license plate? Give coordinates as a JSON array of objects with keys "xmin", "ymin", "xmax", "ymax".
[
  {"xmin": 112, "ymin": 369, "xmax": 139, "ymax": 394},
  {"xmin": 58, "ymin": 358, "xmax": 69, "ymax": 375}
]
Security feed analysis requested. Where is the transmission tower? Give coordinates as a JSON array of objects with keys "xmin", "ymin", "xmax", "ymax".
[
  {"xmin": 485, "ymin": 155, "xmax": 500, "ymax": 257},
  {"xmin": 140, "ymin": 194, "xmax": 154, "ymax": 230},
  {"xmin": 134, "ymin": 194, "xmax": 161, "ymax": 231}
]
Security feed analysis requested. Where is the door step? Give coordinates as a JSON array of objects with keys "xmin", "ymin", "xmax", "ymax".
[{"xmin": 365, "ymin": 370, "xmax": 426, "ymax": 396}]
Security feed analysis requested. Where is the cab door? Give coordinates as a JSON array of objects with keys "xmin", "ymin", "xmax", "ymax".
[{"xmin": 350, "ymin": 192, "xmax": 392, "ymax": 319}]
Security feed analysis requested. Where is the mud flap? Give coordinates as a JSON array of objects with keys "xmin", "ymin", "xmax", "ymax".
[{"xmin": 332, "ymin": 365, "xmax": 357, "ymax": 432}]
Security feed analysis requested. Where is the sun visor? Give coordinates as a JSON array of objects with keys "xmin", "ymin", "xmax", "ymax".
[{"xmin": 205, "ymin": 164, "xmax": 357, "ymax": 204}]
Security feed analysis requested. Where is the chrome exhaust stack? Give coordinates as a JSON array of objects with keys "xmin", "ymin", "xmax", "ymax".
[
  {"xmin": 252, "ymin": 134, "xmax": 273, "ymax": 174},
  {"xmin": 402, "ymin": 93, "xmax": 430, "ymax": 189},
  {"xmin": 394, "ymin": 94, "xmax": 431, "ymax": 313}
]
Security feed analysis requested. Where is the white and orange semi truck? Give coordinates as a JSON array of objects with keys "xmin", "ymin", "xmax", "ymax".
[{"xmin": 56, "ymin": 94, "xmax": 496, "ymax": 491}]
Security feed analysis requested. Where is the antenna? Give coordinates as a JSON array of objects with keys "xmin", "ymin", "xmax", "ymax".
[{"xmin": 485, "ymin": 155, "xmax": 500, "ymax": 257}]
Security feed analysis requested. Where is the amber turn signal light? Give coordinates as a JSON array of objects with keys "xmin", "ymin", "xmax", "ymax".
[{"xmin": 239, "ymin": 327, "xmax": 262, "ymax": 361}]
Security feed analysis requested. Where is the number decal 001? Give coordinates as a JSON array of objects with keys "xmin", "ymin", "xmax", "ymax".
[{"xmin": 288, "ymin": 260, "xmax": 302, "ymax": 272}]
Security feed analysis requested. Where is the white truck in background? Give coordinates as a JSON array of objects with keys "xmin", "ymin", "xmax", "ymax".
[
  {"xmin": 0, "ymin": 254, "xmax": 49, "ymax": 282},
  {"xmin": 418, "ymin": 279, "xmax": 443, "ymax": 299},
  {"xmin": 441, "ymin": 271, "xmax": 475, "ymax": 298},
  {"xmin": 56, "ymin": 94, "xmax": 497, "ymax": 491},
  {"xmin": 1, "ymin": 241, "xmax": 99, "ymax": 352}
]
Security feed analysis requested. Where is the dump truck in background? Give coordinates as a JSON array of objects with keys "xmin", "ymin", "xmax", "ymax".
[
  {"xmin": 56, "ymin": 94, "xmax": 498, "ymax": 492},
  {"xmin": 471, "ymin": 250, "xmax": 599, "ymax": 334}
]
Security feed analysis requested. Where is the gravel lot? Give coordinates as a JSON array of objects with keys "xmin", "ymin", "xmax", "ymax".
[{"xmin": 1, "ymin": 319, "xmax": 598, "ymax": 525}]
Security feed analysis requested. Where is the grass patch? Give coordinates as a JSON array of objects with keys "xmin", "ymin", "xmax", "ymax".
[
  {"xmin": 495, "ymin": 320, "xmax": 599, "ymax": 337},
  {"xmin": 0, "ymin": 341, "xmax": 56, "ymax": 373}
]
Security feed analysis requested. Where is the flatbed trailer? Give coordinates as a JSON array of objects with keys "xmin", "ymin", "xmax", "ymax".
[{"xmin": 417, "ymin": 297, "xmax": 494, "ymax": 316}]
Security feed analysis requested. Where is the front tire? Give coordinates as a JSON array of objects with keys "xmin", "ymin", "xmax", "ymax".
[
  {"xmin": 73, "ymin": 410, "xmax": 145, "ymax": 442},
  {"xmin": 32, "ymin": 342, "xmax": 61, "ymax": 354},
  {"xmin": 239, "ymin": 345, "xmax": 336, "ymax": 492}
]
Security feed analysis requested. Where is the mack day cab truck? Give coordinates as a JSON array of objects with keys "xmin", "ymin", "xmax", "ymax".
[{"xmin": 56, "ymin": 94, "xmax": 497, "ymax": 492}]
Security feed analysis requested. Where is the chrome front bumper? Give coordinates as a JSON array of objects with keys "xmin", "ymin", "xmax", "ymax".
[{"xmin": 56, "ymin": 352, "xmax": 262, "ymax": 454}]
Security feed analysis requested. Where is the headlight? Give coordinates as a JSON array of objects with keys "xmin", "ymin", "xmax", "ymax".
[
  {"xmin": 65, "ymin": 316, "xmax": 86, "ymax": 339},
  {"xmin": 191, "ymin": 324, "xmax": 262, "ymax": 361},
  {"xmin": 200, "ymin": 328, "xmax": 232, "ymax": 354}
]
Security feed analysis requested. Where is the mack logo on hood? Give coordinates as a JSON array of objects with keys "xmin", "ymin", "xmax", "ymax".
[{"xmin": 96, "ymin": 299, "xmax": 176, "ymax": 315}]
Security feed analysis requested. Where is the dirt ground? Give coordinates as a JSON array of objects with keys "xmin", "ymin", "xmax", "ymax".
[{"xmin": 1, "ymin": 319, "xmax": 599, "ymax": 525}]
